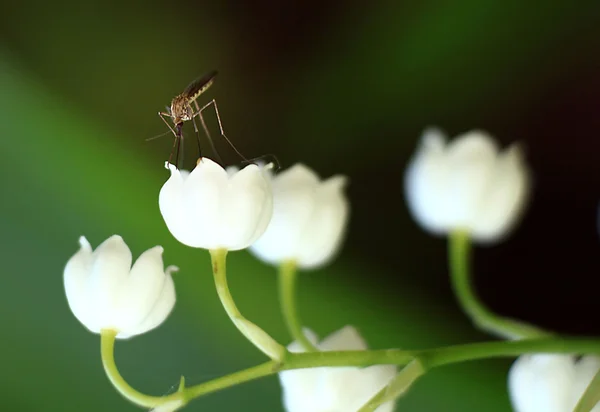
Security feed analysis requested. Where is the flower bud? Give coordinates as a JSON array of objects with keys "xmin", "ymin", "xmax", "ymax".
[
  {"xmin": 159, "ymin": 158, "xmax": 273, "ymax": 251},
  {"xmin": 404, "ymin": 128, "xmax": 530, "ymax": 242},
  {"xmin": 249, "ymin": 164, "xmax": 349, "ymax": 269},
  {"xmin": 278, "ymin": 326, "xmax": 396, "ymax": 412},
  {"xmin": 64, "ymin": 235, "xmax": 176, "ymax": 339}
]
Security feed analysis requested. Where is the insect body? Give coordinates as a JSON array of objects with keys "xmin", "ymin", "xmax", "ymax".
[
  {"xmin": 158, "ymin": 71, "xmax": 276, "ymax": 170},
  {"xmin": 158, "ymin": 70, "xmax": 220, "ymax": 167}
]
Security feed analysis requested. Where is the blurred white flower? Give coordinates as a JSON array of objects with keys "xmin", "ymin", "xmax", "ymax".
[
  {"xmin": 159, "ymin": 158, "xmax": 273, "ymax": 250},
  {"xmin": 64, "ymin": 235, "xmax": 176, "ymax": 339},
  {"xmin": 509, "ymin": 354, "xmax": 600, "ymax": 412},
  {"xmin": 249, "ymin": 164, "xmax": 349, "ymax": 269},
  {"xmin": 404, "ymin": 127, "xmax": 530, "ymax": 242},
  {"xmin": 279, "ymin": 326, "xmax": 396, "ymax": 412}
]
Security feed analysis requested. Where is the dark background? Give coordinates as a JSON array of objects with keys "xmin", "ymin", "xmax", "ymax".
[{"xmin": 1, "ymin": 1, "xmax": 599, "ymax": 411}]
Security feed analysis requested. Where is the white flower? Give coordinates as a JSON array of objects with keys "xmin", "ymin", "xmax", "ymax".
[
  {"xmin": 278, "ymin": 326, "xmax": 397, "ymax": 412},
  {"xmin": 404, "ymin": 127, "xmax": 530, "ymax": 242},
  {"xmin": 509, "ymin": 354, "xmax": 600, "ymax": 412},
  {"xmin": 249, "ymin": 164, "xmax": 349, "ymax": 269},
  {"xmin": 159, "ymin": 158, "xmax": 273, "ymax": 250},
  {"xmin": 64, "ymin": 235, "xmax": 177, "ymax": 339}
]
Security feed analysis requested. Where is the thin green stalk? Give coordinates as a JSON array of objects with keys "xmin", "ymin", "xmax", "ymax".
[
  {"xmin": 357, "ymin": 359, "xmax": 425, "ymax": 412},
  {"xmin": 185, "ymin": 361, "xmax": 277, "ymax": 399},
  {"xmin": 572, "ymin": 368, "xmax": 600, "ymax": 412},
  {"xmin": 278, "ymin": 260, "xmax": 319, "ymax": 352},
  {"xmin": 210, "ymin": 249, "xmax": 240, "ymax": 319},
  {"xmin": 101, "ymin": 329, "xmax": 183, "ymax": 409},
  {"xmin": 210, "ymin": 248, "xmax": 285, "ymax": 360},
  {"xmin": 417, "ymin": 338, "xmax": 600, "ymax": 368},
  {"xmin": 103, "ymin": 329, "xmax": 600, "ymax": 410},
  {"xmin": 448, "ymin": 230, "xmax": 551, "ymax": 339}
]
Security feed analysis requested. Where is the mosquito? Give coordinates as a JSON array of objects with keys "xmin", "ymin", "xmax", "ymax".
[{"xmin": 158, "ymin": 70, "xmax": 248, "ymax": 168}]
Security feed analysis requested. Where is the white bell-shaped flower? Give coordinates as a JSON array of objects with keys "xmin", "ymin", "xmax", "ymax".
[
  {"xmin": 508, "ymin": 354, "xmax": 600, "ymax": 412},
  {"xmin": 279, "ymin": 326, "xmax": 397, "ymax": 412},
  {"xmin": 249, "ymin": 164, "xmax": 349, "ymax": 269},
  {"xmin": 404, "ymin": 127, "xmax": 530, "ymax": 242},
  {"xmin": 159, "ymin": 158, "xmax": 273, "ymax": 250},
  {"xmin": 64, "ymin": 235, "xmax": 177, "ymax": 339}
]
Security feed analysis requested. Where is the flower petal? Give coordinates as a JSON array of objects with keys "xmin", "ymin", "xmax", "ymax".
[
  {"xmin": 87, "ymin": 235, "xmax": 132, "ymax": 332},
  {"xmin": 219, "ymin": 164, "xmax": 272, "ymax": 250},
  {"xmin": 295, "ymin": 175, "xmax": 349, "ymax": 268},
  {"xmin": 472, "ymin": 144, "xmax": 530, "ymax": 241},
  {"xmin": 319, "ymin": 325, "xmax": 367, "ymax": 351},
  {"xmin": 443, "ymin": 130, "xmax": 499, "ymax": 228},
  {"xmin": 508, "ymin": 354, "xmax": 575, "ymax": 412},
  {"xmin": 404, "ymin": 129, "xmax": 450, "ymax": 234},
  {"xmin": 250, "ymin": 173, "xmax": 318, "ymax": 263},
  {"xmin": 122, "ymin": 269, "xmax": 176, "ymax": 338},
  {"xmin": 159, "ymin": 164, "xmax": 187, "ymax": 244},
  {"xmin": 279, "ymin": 328, "xmax": 322, "ymax": 412},
  {"xmin": 276, "ymin": 163, "xmax": 321, "ymax": 188},
  {"xmin": 279, "ymin": 326, "xmax": 396, "ymax": 412},
  {"xmin": 64, "ymin": 236, "xmax": 95, "ymax": 331},
  {"xmin": 115, "ymin": 246, "xmax": 169, "ymax": 335}
]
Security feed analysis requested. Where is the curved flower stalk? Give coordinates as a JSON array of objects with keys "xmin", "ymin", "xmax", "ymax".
[
  {"xmin": 404, "ymin": 127, "xmax": 530, "ymax": 243},
  {"xmin": 279, "ymin": 326, "xmax": 397, "ymax": 412},
  {"xmin": 64, "ymin": 235, "xmax": 176, "ymax": 338},
  {"xmin": 159, "ymin": 158, "xmax": 273, "ymax": 251},
  {"xmin": 249, "ymin": 163, "xmax": 349, "ymax": 269},
  {"xmin": 448, "ymin": 230, "xmax": 550, "ymax": 339},
  {"xmin": 404, "ymin": 128, "xmax": 546, "ymax": 339},
  {"xmin": 160, "ymin": 157, "xmax": 283, "ymax": 360},
  {"xmin": 509, "ymin": 354, "xmax": 600, "ymax": 412}
]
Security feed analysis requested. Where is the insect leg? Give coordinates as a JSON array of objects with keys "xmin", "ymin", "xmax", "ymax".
[
  {"xmin": 159, "ymin": 112, "xmax": 182, "ymax": 167},
  {"xmin": 192, "ymin": 100, "xmax": 223, "ymax": 164},
  {"xmin": 158, "ymin": 112, "xmax": 178, "ymax": 137},
  {"xmin": 190, "ymin": 113, "xmax": 207, "ymax": 161},
  {"xmin": 177, "ymin": 125, "xmax": 185, "ymax": 170},
  {"xmin": 194, "ymin": 99, "xmax": 249, "ymax": 162}
]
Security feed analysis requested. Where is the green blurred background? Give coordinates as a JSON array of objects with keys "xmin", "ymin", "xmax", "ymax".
[{"xmin": 1, "ymin": 1, "xmax": 600, "ymax": 411}]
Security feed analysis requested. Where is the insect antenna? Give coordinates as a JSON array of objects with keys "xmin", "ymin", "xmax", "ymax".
[{"xmin": 145, "ymin": 129, "xmax": 172, "ymax": 142}]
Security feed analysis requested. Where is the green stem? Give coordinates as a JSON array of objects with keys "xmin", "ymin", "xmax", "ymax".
[
  {"xmin": 210, "ymin": 249, "xmax": 241, "ymax": 319},
  {"xmin": 573, "ymin": 367, "xmax": 600, "ymax": 412},
  {"xmin": 210, "ymin": 249, "xmax": 285, "ymax": 360},
  {"xmin": 278, "ymin": 260, "xmax": 319, "ymax": 352},
  {"xmin": 448, "ymin": 230, "xmax": 551, "ymax": 339},
  {"xmin": 103, "ymin": 329, "xmax": 600, "ymax": 410},
  {"xmin": 357, "ymin": 359, "xmax": 425, "ymax": 412},
  {"xmin": 101, "ymin": 329, "xmax": 183, "ymax": 408},
  {"xmin": 185, "ymin": 361, "xmax": 276, "ymax": 399},
  {"xmin": 416, "ymin": 338, "xmax": 599, "ymax": 368}
]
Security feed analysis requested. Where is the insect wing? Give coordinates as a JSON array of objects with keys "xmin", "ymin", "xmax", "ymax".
[{"xmin": 183, "ymin": 70, "xmax": 218, "ymax": 103}]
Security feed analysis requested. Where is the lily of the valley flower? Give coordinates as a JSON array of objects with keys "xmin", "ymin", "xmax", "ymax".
[
  {"xmin": 509, "ymin": 354, "xmax": 600, "ymax": 412},
  {"xmin": 159, "ymin": 158, "xmax": 273, "ymax": 250},
  {"xmin": 404, "ymin": 128, "xmax": 530, "ymax": 242},
  {"xmin": 278, "ymin": 326, "xmax": 397, "ymax": 412},
  {"xmin": 249, "ymin": 164, "xmax": 349, "ymax": 269},
  {"xmin": 64, "ymin": 235, "xmax": 176, "ymax": 339}
]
